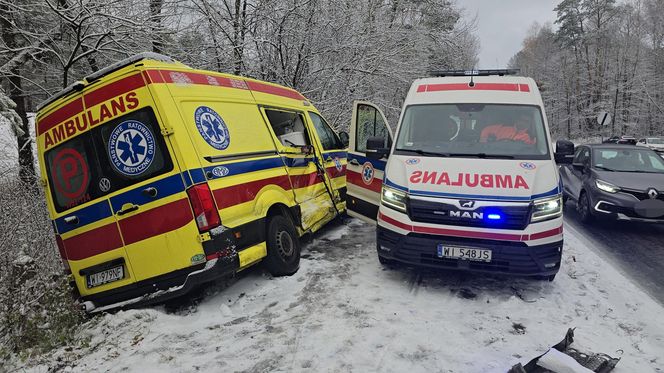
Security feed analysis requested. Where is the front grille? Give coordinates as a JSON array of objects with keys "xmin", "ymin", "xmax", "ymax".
[
  {"xmin": 621, "ymin": 188, "xmax": 664, "ymax": 201},
  {"xmin": 407, "ymin": 198, "xmax": 531, "ymax": 230}
]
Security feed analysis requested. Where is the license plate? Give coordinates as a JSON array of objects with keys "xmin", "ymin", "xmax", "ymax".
[
  {"xmin": 87, "ymin": 266, "xmax": 124, "ymax": 288},
  {"xmin": 437, "ymin": 245, "xmax": 492, "ymax": 262}
]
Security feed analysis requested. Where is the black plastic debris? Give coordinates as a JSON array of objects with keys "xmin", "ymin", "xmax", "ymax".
[{"xmin": 508, "ymin": 328, "xmax": 620, "ymax": 373}]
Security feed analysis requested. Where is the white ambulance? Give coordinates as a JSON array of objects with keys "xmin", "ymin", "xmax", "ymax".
[{"xmin": 345, "ymin": 70, "xmax": 575, "ymax": 280}]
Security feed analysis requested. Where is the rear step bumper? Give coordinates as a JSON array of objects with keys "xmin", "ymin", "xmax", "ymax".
[{"xmin": 80, "ymin": 248, "xmax": 239, "ymax": 314}]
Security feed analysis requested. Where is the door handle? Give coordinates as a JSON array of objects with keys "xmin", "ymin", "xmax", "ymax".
[
  {"xmin": 64, "ymin": 216, "xmax": 79, "ymax": 225},
  {"xmin": 116, "ymin": 204, "xmax": 139, "ymax": 216},
  {"xmin": 349, "ymin": 159, "xmax": 360, "ymax": 166},
  {"xmin": 142, "ymin": 187, "xmax": 158, "ymax": 197}
]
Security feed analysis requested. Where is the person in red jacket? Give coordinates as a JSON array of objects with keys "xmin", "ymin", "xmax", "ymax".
[{"xmin": 480, "ymin": 113, "xmax": 536, "ymax": 145}]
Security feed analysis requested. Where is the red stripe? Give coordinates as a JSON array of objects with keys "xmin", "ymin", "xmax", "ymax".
[
  {"xmin": 519, "ymin": 84, "xmax": 530, "ymax": 92},
  {"xmin": 62, "ymin": 223, "xmax": 124, "ymax": 261},
  {"xmin": 529, "ymin": 226, "xmax": 562, "ymax": 240},
  {"xmin": 246, "ymin": 80, "xmax": 306, "ymax": 101},
  {"xmin": 154, "ymin": 69, "xmax": 243, "ymax": 90},
  {"xmin": 56, "ymin": 235, "xmax": 67, "ymax": 261},
  {"xmin": 145, "ymin": 70, "xmax": 165, "ymax": 84},
  {"xmin": 378, "ymin": 212, "xmax": 562, "ymax": 242},
  {"xmin": 290, "ymin": 172, "xmax": 323, "ymax": 189},
  {"xmin": 37, "ymin": 98, "xmax": 83, "ymax": 136},
  {"xmin": 347, "ymin": 169, "xmax": 382, "ymax": 193},
  {"xmin": 213, "ymin": 175, "xmax": 292, "ymax": 209},
  {"xmin": 326, "ymin": 165, "xmax": 346, "ymax": 179},
  {"xmin": 84, "ymin": 73, "xmax": 145, "ymax": 108},
  {"xmin": 119, "ymin": 198, "xmax": 193, "ymax": 246},
  {"xmin": 418, "ymin": 83, "xmax": 525, "ymax": 93}
]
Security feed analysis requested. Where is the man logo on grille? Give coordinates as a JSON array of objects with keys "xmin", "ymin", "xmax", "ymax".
[
  {"xmin": 459, "ymin": 200, "xmax": 475, "ymax": 208},
  {"xmin": 109, "ymin": 120, "xmax": 155, "ymax": 176},
  {"xmin": 194, "ymin": 106, "xmax": 230, "ymax": 150}
]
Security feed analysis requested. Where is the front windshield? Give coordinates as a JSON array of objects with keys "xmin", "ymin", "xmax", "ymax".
[
  {"xmin": 593, "ymin": 148, "xmax": 664, "ymax": 173},
  {"xmin": 394, "ymin": 104, "xmax": 549, "ymax": 159},
  {"xmin": 647, "ymin": 138, "xmax": 664, "ymax": 145}
]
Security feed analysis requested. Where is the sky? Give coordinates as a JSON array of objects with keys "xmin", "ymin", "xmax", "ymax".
[{"xmin": 460, "ymin": 0, "xmax": 561, "ymax": 68}]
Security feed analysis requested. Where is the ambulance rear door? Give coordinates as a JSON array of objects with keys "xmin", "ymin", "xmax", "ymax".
[{"xmin": 346, "ymin": 101, "xmax": 392, "ymax": 223}]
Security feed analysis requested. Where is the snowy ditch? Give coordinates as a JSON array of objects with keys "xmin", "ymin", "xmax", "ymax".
[{"xmin": 17, "ymin": 219, "xmax": 664, "ymax": 372}]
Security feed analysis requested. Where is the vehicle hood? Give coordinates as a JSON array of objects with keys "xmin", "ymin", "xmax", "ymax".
[
  {"xmin": 594, "ymin": 170, "xmax": 664, "ymax": 190},
  {"xmin": 384, "ymin": 155, "xmax": 560, "ymax": 201},
  {"xmin": 647, "ymin": 144, "xmax": 664, "ymax": 150}
]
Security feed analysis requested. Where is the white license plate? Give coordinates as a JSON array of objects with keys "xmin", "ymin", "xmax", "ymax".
[
  {"xmin": 87, "ymin": 266, "xmax": 124, "ymax": 288},
  {"xmin": 437, "ymin": 245, "xmax": 492, "ymax": 262}
]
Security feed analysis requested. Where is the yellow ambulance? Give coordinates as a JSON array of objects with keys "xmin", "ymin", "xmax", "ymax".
[{"xmin": 36, "ymin": 53, "xmax": 348, "ymax": 313}]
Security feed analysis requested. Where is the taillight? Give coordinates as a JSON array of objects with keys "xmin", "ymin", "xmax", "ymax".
[{"xmin": 187, "ymin": 183, "xmax": 221, "ymax": 232}]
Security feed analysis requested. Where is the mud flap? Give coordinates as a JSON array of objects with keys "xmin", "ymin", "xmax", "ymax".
[{"xmin": 509, "ymin": 328, "xmax": 620, "ymax": 373}]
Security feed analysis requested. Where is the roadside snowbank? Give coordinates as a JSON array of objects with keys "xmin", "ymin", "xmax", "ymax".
[{"xmin": 16, "ymin": 219, "xmax": 664, "ymax": 372}]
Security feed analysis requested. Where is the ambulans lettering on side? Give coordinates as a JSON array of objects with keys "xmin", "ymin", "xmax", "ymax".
[
  {"xmin": 36, "ymin": 53, "xmax": 347, "ymax": 312},
  {"xmin": 346, "ymin": 70, "xmax": 573, "ymax": 280}
]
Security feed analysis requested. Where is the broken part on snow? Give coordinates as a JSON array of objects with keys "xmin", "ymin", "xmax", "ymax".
[{"xmin": 508, "ymin": 328, "xmax": 620, "ymax": 373}]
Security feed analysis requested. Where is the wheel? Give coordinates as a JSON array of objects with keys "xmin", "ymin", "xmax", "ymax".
[
  {"xmin": 264, "ymin": 215, "xmax": 301, "ymax": 276},
  {"xmin": 577, "ymin": 191, "xmax": 594, "ymax": 223}
]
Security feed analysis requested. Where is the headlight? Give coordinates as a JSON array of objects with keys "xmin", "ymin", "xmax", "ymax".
[
  {"xmin": 531, "ymin": 195, "xmax": 563, "ymax": 222},
  {"xmin": 595, "ymin": 179, "xmax": 619, "ymax": 193},
  {"xmin": 381, "ymin": 186, "xmax": 408, "ymax": 212}
]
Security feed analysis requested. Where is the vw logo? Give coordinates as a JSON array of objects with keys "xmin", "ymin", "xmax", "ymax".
[
  {"xmin": 519, "ymin": 162, "xmax": 537, "ymax": 170},
  {"xmin": 98, "ymin": 177, "xmax": 111, "ymax": 192},
  {"xmin": 648, "ymin": 188, "xmax": 659, "ymax": 199}
]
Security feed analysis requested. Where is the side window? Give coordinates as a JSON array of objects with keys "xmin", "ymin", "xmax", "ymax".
[
  {"xmin": 309, "ymin": 112, "xmax": 342, "ymax": 150},
  {"xmin": 356, "ymin": 104, "xmax": 390, "ymax": 153},
  {"xmin": 264, "ymin": 109, "xmax": 311, "ymax": 147}
]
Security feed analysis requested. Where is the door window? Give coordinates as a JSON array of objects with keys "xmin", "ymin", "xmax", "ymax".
[
  {"xmin": 356, "ymin": 104, "xmax": 390, "ymax": 153},
  {"xmin": 264, "ymin": 109, "xmax": 311, "ymax": 147},
  {"xmin": 45, "ymin": 107, "xmax": 173, "ymax": 212},
  {"xmin": 309, "ymin": 112, "xmax": 343, "ymax": 150}
]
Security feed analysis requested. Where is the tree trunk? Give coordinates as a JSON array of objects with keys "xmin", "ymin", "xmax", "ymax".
[
  {"xmin": 150, "ymin": 0, "xmax": 164, "ymax": 53},
  {"xmin": 9, "ymin": 72, "xmax": 36, "ymax": 184}
]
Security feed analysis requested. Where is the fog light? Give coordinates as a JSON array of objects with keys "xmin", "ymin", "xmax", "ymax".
[
  {"xmin": 544, "ymin": 262, "xmax": 558, "ymax": 268},
  {"xmin": 379, "ymin": 245, "xmax": 391, "ymax": 252}
]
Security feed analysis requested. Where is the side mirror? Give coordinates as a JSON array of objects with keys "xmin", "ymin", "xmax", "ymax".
[
  {"xmin": 366, "ymin": 136, "xmax": 389, "ymax": 160},
  {"xmin": 572, "ymin": 162, "xmax": 585, "ymax": 172},
  {"xmin": 338, "ymin": 131, "xmax": 349, "ymax": 148},
  {"xmin": 554, "ymin": 139, "xmax": 574, "ymax": 164}
]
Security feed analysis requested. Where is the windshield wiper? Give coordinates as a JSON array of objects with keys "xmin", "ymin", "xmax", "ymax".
[
  {"xmin": 395, "ymin": 148, "xmax": 450, "ymax": 157},
  {"xmin": 447, "ymin": 153, "xmax": 515, "ymax": 159},
  {"xmin": 594, "ymin": 166, "xmax": 615, "ymax": 172}
]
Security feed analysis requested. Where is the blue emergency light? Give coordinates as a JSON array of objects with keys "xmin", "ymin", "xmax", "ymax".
[{"xmin": 486, "ymin": 213, "xmax": 502, "ymax": 220}]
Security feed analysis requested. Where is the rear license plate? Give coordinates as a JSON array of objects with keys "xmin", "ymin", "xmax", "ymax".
[
  {"xmin": 87, "ymin": 266, "xmax": 124, "ymax": 288},
  {"xmin": 437, "ymin": 244, "xmax": 492, "ymax": 262}
]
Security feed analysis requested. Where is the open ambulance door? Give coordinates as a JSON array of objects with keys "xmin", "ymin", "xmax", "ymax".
[{"xmin": 346, "ymin": 101, "xmax": 392, "ymax": 224}]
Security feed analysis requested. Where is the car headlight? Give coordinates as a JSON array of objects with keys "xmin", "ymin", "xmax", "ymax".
[
  {"xmin": 595, "ymin": 179, "xmax": 620, "ymax": 193},
  {"xmin": 381, "ymin": 186, "xmax": 408, "ymax": 212},
  {"xmin": 531, "ymin": 195, "xmax": 563, "ymax": 222}
]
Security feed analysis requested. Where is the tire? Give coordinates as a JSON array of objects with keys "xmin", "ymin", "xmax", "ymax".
[
  {"xmin": 264, "ymin": 215, "xmax": 301, "ymax": 276},
  {"xmin": 577, "ymin": 191, "xmax": 594, "ymax": 223}
]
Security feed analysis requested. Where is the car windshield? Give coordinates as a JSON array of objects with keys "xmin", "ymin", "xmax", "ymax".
[
  {"xmin": 394, "ymin": 104, "xmax": 549, "ymax": 159},
  {"xmin": 647, "ymin": 138, "xmax": 664, "ymax": 144},
  {"xmin": 593, "ymin": 148, "xmax": 664, "ymax": 173}
]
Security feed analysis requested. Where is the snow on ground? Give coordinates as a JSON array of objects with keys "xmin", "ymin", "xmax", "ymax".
[{"xmin": 15, "ymin": 219, "xmax": 664, "ymax": 373}]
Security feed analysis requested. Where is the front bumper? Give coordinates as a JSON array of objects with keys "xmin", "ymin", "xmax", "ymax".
[
  {"xmin": 590, "ymin": 188, "xmax": 664, "ymax": 223},
  {"xmin": 377, "ymin": 226, "xmax": 562, "ymax": 277}
]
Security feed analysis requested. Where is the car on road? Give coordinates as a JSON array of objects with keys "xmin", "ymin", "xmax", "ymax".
[
  {"xmin": 559, "ymin": 144, "xmax": 664, "ymax": 223},
  {"xmin": 603, "ymin": 135, "xmax": 637, "ymax": 145},
  {"xmin": 637, "ymin": 137, "xmax": 664, "ymax": 153}
]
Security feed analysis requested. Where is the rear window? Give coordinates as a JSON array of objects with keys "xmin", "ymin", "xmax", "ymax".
[{"xmin": 45, "ymin": 107, "xmax": 173, "ymax": 212}]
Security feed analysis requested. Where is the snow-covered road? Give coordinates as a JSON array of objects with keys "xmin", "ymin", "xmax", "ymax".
[{"xmin": 20, "ymin": 219, "xmax": 664, "ymax": 372}]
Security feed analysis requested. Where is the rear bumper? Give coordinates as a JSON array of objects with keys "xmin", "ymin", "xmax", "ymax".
[
  {"xmin": 80, "ymin": 233, "xmax": 239, "ymax": 313},
  {"xmin": 377, "ymin": 226, "xmax": 562, "ymax": 277}
]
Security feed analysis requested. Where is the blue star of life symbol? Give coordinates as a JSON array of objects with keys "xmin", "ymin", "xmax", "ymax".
[
  {"xmin": 201, "ymin": 113, "xmax": 226, "ymax": 143},
  {"xmin": 362, "ymin": 163, "xmax": 374, "ymax": 184},
  {"xmin": 363, "ymin": 167, "xmax": 373, "ymax": 180},
  {"xmin": 195, "ymin": 106, "xmax": 230, "ymax": 150},
  {"xmin": 117, "ymin": 131, "xmax": 146, "ymax": 165}
]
